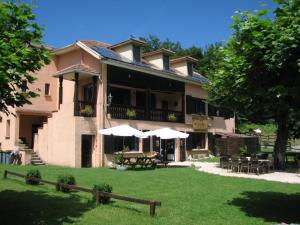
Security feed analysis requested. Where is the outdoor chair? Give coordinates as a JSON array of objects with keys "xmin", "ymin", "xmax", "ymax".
[
  {"xmin": 231, "ymin": 157, "xmax": 240, "ymax": 173},
  {"xmin": 250, "ymin": 158, "xmax": 264, "ymax": 175},
  {"xmin": 240, "ymin": 157, "xmax": 250, "ymax": 173},
  {"xmin": 220, "ymin": 156, "xmax": 231, "ymax": 170}
]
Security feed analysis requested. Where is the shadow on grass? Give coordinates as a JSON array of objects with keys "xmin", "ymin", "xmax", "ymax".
[
  {"xmin": 0, "ymin": 190, "xmax": 94, "ymax": 225},
  {"xmin": 228, "ymin": 191, "xmax": 300, "ymax": 224}
]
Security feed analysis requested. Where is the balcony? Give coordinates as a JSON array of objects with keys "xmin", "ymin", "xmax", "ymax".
[{"xmin": 108, "ymin": 104, "xmax": 184, "ymax": 123}]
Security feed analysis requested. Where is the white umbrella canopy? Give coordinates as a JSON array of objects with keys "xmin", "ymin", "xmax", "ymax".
[
  {"xmin": 99, "ymin": 125, "xmax": 144, "ymax": 138},
  {"xmin": 143, "ymin": 128, "xmax": 189, "ymax": 139}
]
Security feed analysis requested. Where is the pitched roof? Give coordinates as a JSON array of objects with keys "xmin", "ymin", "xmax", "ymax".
[
  {"xmin": 54, "ymin": 64, "xmax": 99, "ymax": 76},
  {"xmin": 80, "ymin": 40, "xmax": 111, "ymax": 49},
  {"xmin": 142, "ymin": 48, "xmax": 175, "ymax": 58}
]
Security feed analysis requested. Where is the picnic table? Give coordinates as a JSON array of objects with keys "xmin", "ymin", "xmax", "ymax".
[{"xmin": 122, "ymin": 155, "xmax": 157, "ymax": 169}]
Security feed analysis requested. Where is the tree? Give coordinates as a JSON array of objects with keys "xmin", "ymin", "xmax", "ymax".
[
  {"xmin": 0, "ymin": 1, "xmax": 51, "ymax": 115},
  {"xmin": 206, "ymin": 0, "xmax": 300, "ymax": 169}
]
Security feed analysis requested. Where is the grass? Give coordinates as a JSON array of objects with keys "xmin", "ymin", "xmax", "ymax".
[{"xmin": 0, "ymin": 164, "xmax": 299, "ymax": 225}]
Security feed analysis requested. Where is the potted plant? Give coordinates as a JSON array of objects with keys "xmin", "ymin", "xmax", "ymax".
[
  {"xmin": 126, "ymin": 109, "xmax": 136, "ymax": 119},
  {"xmin": 113, "ymin": 152, "xmax": 127, "ymax": 170},
  {"xmin": 57, "ymin": 174, "xmax": 76, "ymax": 193},
  {"xmin": 80, "ymin": 105, "xmax": 93, "ymax": 116},
  {"xmin": 25, "ymin": 169, "xmax": 42, "ymax": 185},
  {"xmin": 93, "ymin": 183, "xmax": 113, "ymax": 204},
  {"xmin": 167, "ymin": 113, "xmax": 177, "ymax": 122}
]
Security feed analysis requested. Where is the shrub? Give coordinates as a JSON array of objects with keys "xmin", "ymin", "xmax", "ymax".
[
  {"xmin": 113, "ymin": 152, "xmax": 124, "ymax": 165},
  {"xmin": 126, "ymin": 109, "xmax": 136, "ymax": 119},
  {"xmin": 167, "ymin": 113, "xmax": 177, "ymax": 122},
  {"xmin": 57, "ymin": 174, "xmax": 76, "ymax": 193},
  {"xmin": 93, "ymin": 183, "xmax": 113, "ymax": 204},
  {"xmin": 25, "ymin": 169, "xmax": 42, "ymax": 185}
]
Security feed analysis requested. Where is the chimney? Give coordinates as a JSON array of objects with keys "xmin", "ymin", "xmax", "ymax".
[
  {"xmin": 142, "ymin": 48, "xmax": 175, "ymax": 70},
  {"xmin": 109, "ymin": 38, "xmax": 146, "ymax": 63},
  {"xmin": 170, "ymin": 56, "xmax": 198, "ymax": 76}
]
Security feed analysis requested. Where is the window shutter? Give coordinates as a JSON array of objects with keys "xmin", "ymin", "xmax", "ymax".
[
  {"xmin": 163, "ymin": 55, "xmax": 170, "ymax": 70},
  {"xmin": 186, "ymin": 95, "xmax": 192, "ymax": 114},
  {"xmin": 133, "ymin": 45, "xmax": 141, "ymax": 63}
]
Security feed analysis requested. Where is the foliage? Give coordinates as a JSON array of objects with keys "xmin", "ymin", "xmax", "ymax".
[
  {"xmin": 0, "ymin": 2, "xmax": 51, "ymax": 114},
  {"xmin": 167, "ymin": 113, "xmax": 177, "ymax": 122},
  {"xmin": 206, "ymin": 0, "xmax": 300, "ymax": 169},
  {"xmin": 238, "ymin": 123, "xmax": 277, "ymax": 135},
  {"xmin": 57, "ymin": 174, "xmax": 76, "ymax": 193},
  {"xmin": 126, "ymin": 109, "xmax": 136, "ymax": 119},
  {"xmin": 93, "ymin": 183, "xmax": 113, "ymax": 204},
  {"xmin": 25, "ymin": 169, "xmax": 41, "ymax": 185},
  {"xmin": 113, "ymin": 152, "xmax": 124, "ymax": 165},
  {"xmin": 80, "ymin": 105, "xmax": 93, "ymax": 115}
]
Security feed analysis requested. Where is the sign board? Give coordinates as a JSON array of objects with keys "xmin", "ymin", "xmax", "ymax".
[{"xmin": 192, "ymin": 115, "xmax": 208, "ymax": 131}]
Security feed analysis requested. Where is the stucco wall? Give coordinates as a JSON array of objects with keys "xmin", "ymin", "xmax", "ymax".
[
  {"xmin": 0, "ymin": 108, "xmax": 17, "ymax": 150},
  {"xmin": 171, "ymin": 61, "xmax": 188, "ymax": 76},
  {"xmin": 113, "ymin": 45, "xmax": 133, "ymax": 61},
  {"xmin": 143, "ymin": 54, "xmax": 163, "ymax": 69}
]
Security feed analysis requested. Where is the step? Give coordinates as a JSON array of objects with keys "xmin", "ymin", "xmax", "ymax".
[{"xmin": 31, "ymin": 162, "xmax": 45, "ymax": 166}]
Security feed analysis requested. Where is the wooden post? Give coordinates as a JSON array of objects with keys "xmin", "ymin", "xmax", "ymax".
[
  {"xmin": 149, "ymin": 201, "xmax": 155, "ymax": 216},
  {"xmin": 56, "ymin": 182, "xmax": 60, "ymax": 191},
  {"xmin": 74, "ymin": 72, "xmax": 79, "ymax": 116},
  {"xmin": 95, "ymin": 190, "xmax": 100, "ymax": 205},
  {"xmin": 92, "ymin": 76, "xmax": 98, "ymax": 117},
  {"xmin": 3, "ymin": 170, "xmax": 7, "ymax": 179},
  {"xmin": 59, "ymin": 76, "xmax": 63, "ymax": 108}
]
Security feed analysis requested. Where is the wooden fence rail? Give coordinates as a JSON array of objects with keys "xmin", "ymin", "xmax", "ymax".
[{"xmin": 3, "ymin": 170, "xmax": 161, "ymax": 216}]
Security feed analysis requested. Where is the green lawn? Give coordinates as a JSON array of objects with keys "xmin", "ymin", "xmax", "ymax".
[{"xmin": 0, "ymin": 164, "xmax": 299, "ymax": 225}]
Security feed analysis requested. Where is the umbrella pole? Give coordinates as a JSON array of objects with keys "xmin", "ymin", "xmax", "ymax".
[{"xmin": 123, "ymin": 137, "xmax": 124, "ymax": 150}]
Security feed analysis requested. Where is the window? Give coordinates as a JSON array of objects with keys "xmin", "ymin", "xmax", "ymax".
[
  {"xmin": 163, "ymin": 55, "xmax": 170, "ymax": 70},
  {"xmin": 110, "ymin": 87, "xmax": 130, "ymax": 105},
  {"xmin": 186, "ymin": 96, "xmax": 205, "ymax": 115},
  {"xmin": 6, "ymin": 120, "xmax": 10, "ymax": 138},
  {"xmin": 45, "ymin": 83, "xmax": 50, "ymax": 96},
  {"xmin": 83, "ymin": 84, "xmax": 94, "ymax": 102},
  {"xmin": 104, "ymin": 136, "xmax": 139, "ymax": 153},
  {"xmin": 186, "ymin": 132, "xmax": 206, "ymax": 150},
  {"xmin": 142, "ymin": 130, "xmax": 150, "ymax": 152},
  {"xmin": 136, "ymin": 91, "xmax": 146, "ymax": 108},
  {"xmin": 187, "ymin": 62, "xmax": 193, "ymax": 76},
  {"xmin": 0, "ymin": 116, "xmax": 2, "ymax": 123},
  {"xmin": 133, "ymin": 45, "xmax": 141, "ymax": 63}
]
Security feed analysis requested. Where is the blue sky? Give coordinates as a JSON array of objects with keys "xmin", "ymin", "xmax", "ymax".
[{"xmin": 26, "ymin": 0, "xmax": 277, "ymax": 49}]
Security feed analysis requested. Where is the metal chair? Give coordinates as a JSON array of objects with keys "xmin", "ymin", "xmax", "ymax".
[
  {"xmin": 240, "ymin": 157, "xmax": 250, "ymax": 173},
  {"xmin": 250, "ymin": 158, "xmax": 264, "ymax": 175},
  {"xmin": 231, "ymin": 157, "xmax": 240, "ymax": 173}
]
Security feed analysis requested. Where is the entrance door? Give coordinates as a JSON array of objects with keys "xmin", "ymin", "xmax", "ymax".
[
  {"xmin": 161, "ymin": 139, "xmax": 175, "ymax": 161},
  {"xmin": 180, "ymin": 139, "xmax": 186, "ymax": 162},
  {"xmin": 32, "ymin": 124, "xmax": 42, "ymax": 149},
  {"xmin": 81, "ymin": 135, "xmax": 93, "ymax": 168}
]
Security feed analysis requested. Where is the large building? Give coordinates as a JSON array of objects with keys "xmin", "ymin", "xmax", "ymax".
[{"xmin": 0, "ymin": 38, "xmax": 235, "ymax": 167}]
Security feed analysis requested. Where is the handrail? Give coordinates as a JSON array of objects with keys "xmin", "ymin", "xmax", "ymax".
[{"xmin": 3, "ymin": 170, "xmax": 161, "ymax": 216}]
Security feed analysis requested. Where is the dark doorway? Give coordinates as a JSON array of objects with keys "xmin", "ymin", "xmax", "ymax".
[
  {"xmin": 161, "ymin": 139, "xmax": 175, "ymax": 161},
  {"xmin": 81, "ymin": 135, "xmax": 93, "ymax": 168},
  {"xmin": 180, "ymin": 139, "xmax": 186, "ymax": 161},
  {"xmin": 32, "ymin": 124, "xmax": 42, "ymax": 149}
]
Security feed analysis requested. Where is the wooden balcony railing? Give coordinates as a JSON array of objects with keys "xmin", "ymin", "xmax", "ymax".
[{"xmin": 108, "ymin": 104, "xmax": 184, "ymax": 123}]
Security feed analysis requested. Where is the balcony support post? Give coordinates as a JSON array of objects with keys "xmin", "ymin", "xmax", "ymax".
[
  {"xmin": 59, "ymin": 76, "xmax": 63, "ymax": 109},
  {"xmin": 92, "ymin": 76, "xmax": 98, "ymax": 117},
  {"xmin": 73, "ymin": 72, "xmax": 79, "ymax": 116}
]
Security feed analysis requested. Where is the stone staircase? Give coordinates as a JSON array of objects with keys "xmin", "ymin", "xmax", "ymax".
[{"xmin": 31, "ymin": 152, "xmax": 45, "ymax": 166}]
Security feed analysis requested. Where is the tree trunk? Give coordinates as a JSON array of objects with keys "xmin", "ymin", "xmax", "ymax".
[{"xmin": 273, "ymin": 115, "xmax": 289, "ymax": 170}]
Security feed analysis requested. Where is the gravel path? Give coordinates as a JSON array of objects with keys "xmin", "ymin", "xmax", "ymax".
[{"xmin": 168, "ymin": 161, "xmax": 300, "ymax": 184}]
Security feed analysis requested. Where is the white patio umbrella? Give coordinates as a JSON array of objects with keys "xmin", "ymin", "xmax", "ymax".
[
  {"xmin": 143, "ymin": 128, "xmax": 189, "ymax": 161},
  {"xmin": 143, "ymin": 128, "xmax": 189, "ymax": 139},
  {"xmin": 99, "ymin": 125, "xmax": 144, "ymax": 150}
]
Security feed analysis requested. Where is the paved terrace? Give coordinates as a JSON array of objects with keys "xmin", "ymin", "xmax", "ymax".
[{"xmin": 168, "ymin": 162, "xmax": 300, "ymax": 184}]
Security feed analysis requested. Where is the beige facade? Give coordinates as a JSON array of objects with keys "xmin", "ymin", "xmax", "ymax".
[{"xmin": 0, "ymin": 38, "xmax": 235, "ymax": 167}]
